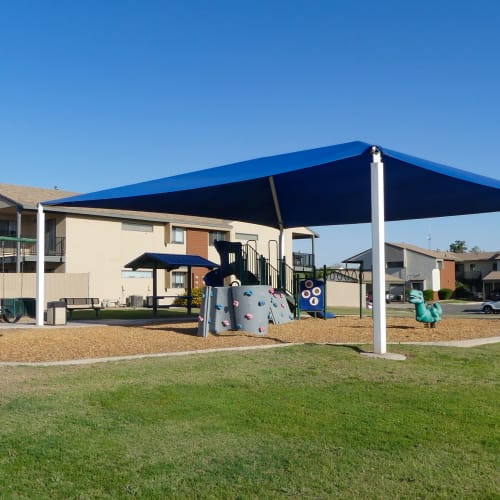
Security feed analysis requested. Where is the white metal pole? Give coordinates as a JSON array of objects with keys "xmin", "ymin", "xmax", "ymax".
[
  {"xmin": 279, "ymin": 227, "xmax": 285, "ymax": 261},
  {"xmin": 370, "ymin": 147, "xmax": 387, "ymax": 354},
  {"xmin": 36, "ymin": 203, "xmax": 45, "ymax": 326}
]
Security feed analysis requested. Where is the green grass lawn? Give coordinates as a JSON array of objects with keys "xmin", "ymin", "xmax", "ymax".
[{"xmin": 1, "ymin": 343, "xmax": 498, "ymax": 498}]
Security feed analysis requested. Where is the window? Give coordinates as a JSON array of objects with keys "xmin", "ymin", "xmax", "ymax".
[
  {"xmin": 122, "ymin": 222, "xmax": 153, "ymax": 232},
  {"xmin": 387, "ymin": 261, "xmax": 404, "ymax": 269},
  {"xmin": 411, "ymin": 281, "xmax": 424, "ymax": 291},
  {"xmin": 171, "ymin": 227, "xmax": 185, "ymax": 244},
  {"xmin": 0, "ymin": 220, "xmax": 16, "ymax": 237},
  {"xmin": 209, "ymin": 231, "xmax": 227, "ymax": 245},
  {"xmin": 172, "ymin": 271, "xmax": 186, "ymax": 288},
  {"xmin": 493, "ymin": 262, "xmax": 498, "ymax": 271},
  {"xmin": 470, "ymin": 264, "xmax": 476, "ymax": 271},
  {"xmin": 436, "ymin": 259, "xmax": 443, "ymax": 270},
  {"xmin": 121, "ymin": 270, "xmax": 153, "ymax": 278},
  {"xmin": 235, "ymin": 232, "xmax": 258, "ymax": 241}
]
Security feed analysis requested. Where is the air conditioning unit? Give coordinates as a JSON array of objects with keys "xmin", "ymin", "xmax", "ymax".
[{"xmin": 127, "ymin": 295, "xmax": 144, "ymax": 307}]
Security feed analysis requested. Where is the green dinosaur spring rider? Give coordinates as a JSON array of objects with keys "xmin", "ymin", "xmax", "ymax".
[{"xmin": 407, "ymin": 289, "xmax": 443, "ymax": 328}]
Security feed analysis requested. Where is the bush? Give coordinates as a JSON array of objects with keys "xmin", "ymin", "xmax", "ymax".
[
  {"xmin": 423, "ymin": 289, "xmax": 434, "ymax": 301},
  {"xmin": 438, "ymin": 288, "xmax": 453, "ymax": 300},
  {"xmin": 173, "ymin": 287, "xmax": 204, "ymax": 307}
]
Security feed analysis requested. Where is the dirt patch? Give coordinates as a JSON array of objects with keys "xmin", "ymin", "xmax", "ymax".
[{"xmin": 0, "ymin": 316, "xmax": 498, "ymax": 363}]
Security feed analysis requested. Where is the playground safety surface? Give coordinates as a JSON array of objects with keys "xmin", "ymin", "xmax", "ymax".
[{"xmin": 0, "ymin": 316, "xmax": 499, "ymax": 363}]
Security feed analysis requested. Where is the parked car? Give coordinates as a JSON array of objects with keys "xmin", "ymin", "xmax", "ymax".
[{"xmin": 481, "ymin": 300, "xmax": 500, "ymax": 314}]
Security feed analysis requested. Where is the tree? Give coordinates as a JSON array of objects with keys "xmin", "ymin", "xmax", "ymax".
[{"xmin": 449, "ymin": 240, "xmax": 467, "ymax": 253}]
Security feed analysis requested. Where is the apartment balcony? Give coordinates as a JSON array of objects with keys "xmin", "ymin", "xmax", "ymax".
[
  {"xmin": 456, "ymin": 270, "xmax": 482, "ymax": 281},
  {"xmin": 0, "ymin": 236, "xmax": 65, "ymax": 268},
  {"xmin": 293, "ymin": 252, "xmax": 315, "ymax": 271}
]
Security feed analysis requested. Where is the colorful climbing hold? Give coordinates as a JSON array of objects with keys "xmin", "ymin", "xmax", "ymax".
[
  {"xmin": 236, "ymin": 323, "xmax": 243, "ymax": 330},
  {"xmin": 198, "ymin": 315, "xmax": 204, "ymax": 322},
  {"xmin": 245, "ymin": 313, "xmax": 253, "ymax": 320},
  {"xmin": 215, "ymin": 304, "xmax": 223, "ymax": 310},
  {"xmin": 258, "ymin": 326, "xmax": 265, "ymax": 333},
  {"xmin": 232, "ymin": 300, "xmax": 239, "ymax": 307},
  {"xmin": 244, "ymin": 290, "xmax": 254, "ymax": 297},
  {"xmin": 258, "ymin": 300, "xmax": 266, "ymax": 307},
  {"xmin": 222, "ymin": 319, "xmax": 230, "ymax": 327}
]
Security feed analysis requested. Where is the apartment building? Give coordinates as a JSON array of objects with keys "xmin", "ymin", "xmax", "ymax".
[{"xmin": 0, "ymin": 183, "xmax": 316, "ymax": 305}]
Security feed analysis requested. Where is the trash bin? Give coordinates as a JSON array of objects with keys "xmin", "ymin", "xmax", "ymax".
[{"xmin": 47, "ymin": 301, "xmax": 67, "ymax": 325}]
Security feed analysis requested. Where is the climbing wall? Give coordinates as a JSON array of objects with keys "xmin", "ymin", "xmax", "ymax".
[
  {"xmin": 268, "ymin": 289, "xmax": 294, "ymax": 325},
  {"xmin": 230, "ymin": 285, "xmax": 271, "ymax": 335},
  {"xmin": 197, "ymin": 286, "xmax": 234, "ymax": 337},
  {"xmin": 197, "ymin": 285, "xmax": 293, "ymax": 337}
]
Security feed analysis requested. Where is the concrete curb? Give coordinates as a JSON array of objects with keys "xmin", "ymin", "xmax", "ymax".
[
  {"xmin": 0, "ymin": 336, "xmax": 498, "ymax": 367},
  {"xmin": 0, "ymin": 342, "xmax": 300, "ymax": 367}
]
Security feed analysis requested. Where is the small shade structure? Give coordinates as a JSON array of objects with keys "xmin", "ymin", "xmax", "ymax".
[
  {"xmin": 124, "ymin": 252, "xmax": 218, "ymax": 315},
  {"xmin": 40, "ymin": 141, "xmax": 500, "ymax": 353}
]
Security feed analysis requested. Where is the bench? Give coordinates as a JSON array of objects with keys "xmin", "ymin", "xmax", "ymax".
[{"xmin": 60, "ymin": 298, "xmax": 101, "ymax": 319}]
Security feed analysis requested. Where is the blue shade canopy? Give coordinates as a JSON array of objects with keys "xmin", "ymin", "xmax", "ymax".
[
  {"xmin": 45, "ymin": 141, "xmax": 500, "ymax": 228},
  {"xmin": 125, "ymin": 253, "xmax": 217, "ymax": 271}
]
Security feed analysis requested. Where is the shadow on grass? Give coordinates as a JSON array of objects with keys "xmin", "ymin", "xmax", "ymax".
[{"xmin": 323, "ymin": 343, "xmax": 368, "ymax": 354}]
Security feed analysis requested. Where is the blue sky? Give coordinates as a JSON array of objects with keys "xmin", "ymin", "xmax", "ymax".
[{"xmin": 2, "ymin": 0, "xmax": 499, "ymax": 265}]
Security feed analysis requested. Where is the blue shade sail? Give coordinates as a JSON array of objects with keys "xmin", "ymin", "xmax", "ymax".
[
  {"xmin": 125, "ymin": 253, "xmax": 218, "ymax": 271},
  {"xmin": 45, "ymin": 141, "xmax": 500, "ymax": 228}
]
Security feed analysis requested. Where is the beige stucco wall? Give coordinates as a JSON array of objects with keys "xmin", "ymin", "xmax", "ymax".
[
  {"xmin": 1, "ymin": 273, "xmax": 89, "ymax": 306},
  {"xmin": 326, "ymin": 281, "xmax": 366, "ymax": 308},
  {"xmin": 60, "ymin": 215, "xmax": 311, "ymax": 305},
  {"xmin": 64, "ymin": 216, "xmax": 168, "ymax": 303}
]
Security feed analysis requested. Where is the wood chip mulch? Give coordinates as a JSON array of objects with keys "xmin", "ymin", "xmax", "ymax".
[{"xmin": 0, "ymin": 316, "xmax": 498, "ymax": 363}]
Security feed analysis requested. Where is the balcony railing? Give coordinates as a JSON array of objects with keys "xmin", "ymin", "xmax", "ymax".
[
  {"xmin": 0, "ymin": 237, "xmax": 65, "ymax": 258},
  {"xmin": 293, "ymin": 252, "xmax": 314, "ymax": 270},
  {"xmin": 456, "ymin": 270, "xmax": 482, "ymax": 281}
]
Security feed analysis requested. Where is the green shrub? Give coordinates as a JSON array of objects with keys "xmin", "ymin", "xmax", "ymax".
[
  {"xmin": 438, "ymin": 288, "xmax": 453, "ymax": 300},
  {"xmin": 173, "ymin": 286, "xmax": 204, "ymax": 307},
  {"xmin": 423, "ymin": 289, "xmax": 434, "ymax": 301}
]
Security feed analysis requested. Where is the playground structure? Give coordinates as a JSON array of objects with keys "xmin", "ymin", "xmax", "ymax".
[
  {"xmin": 407, "ymin": 289, "xmax": 443, "ymax": 328},
  {"xmin": 197, "ymin": 284, "xmax": 294, "ymax": 337},
  {"xmin": 197, "ymin": 241, "xmax": 333, "ymax": 335},
  {"xmin": 203, "ymin": 239, "xmax": 297, "ymax": 303}
]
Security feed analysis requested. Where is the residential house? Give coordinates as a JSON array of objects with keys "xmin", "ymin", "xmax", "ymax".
[
  {"xmin": 453, "ymin": 251, "xmax": 500, "ymax": 299},
  {"xmin": 343, "ymin": 243, "xmax": 457, "ymax": 300},
  {"xmin": 0, "ymin": 183, "xmax": 317, "ymax": 306}
]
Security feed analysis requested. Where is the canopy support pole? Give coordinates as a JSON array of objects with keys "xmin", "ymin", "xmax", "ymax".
[
  {"xmin": 370, "ymin": 147, "xmax": 387, "ymax": 354},
  {"xmin": 36, "ymin": 203, "xmax": 45, "ymax": 326},
  {"xmin": 269, "ymin": 176, "xmax": 286, "ymax": 287},
  {"xmin": 187, "ymin": 265, "xmax": 193, "ymax": 315},
  {"xmin": 152, "ymin": 265, "xmax": 158, "ymax": 316},
  {"xmin": 16, "ymin": 208, "xmax": 22, "ymax": 273}
]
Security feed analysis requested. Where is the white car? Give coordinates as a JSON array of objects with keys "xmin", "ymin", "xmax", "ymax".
[{"xmin": 481, "ymin": 300, "xmax": 500, "ymax": 314}]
